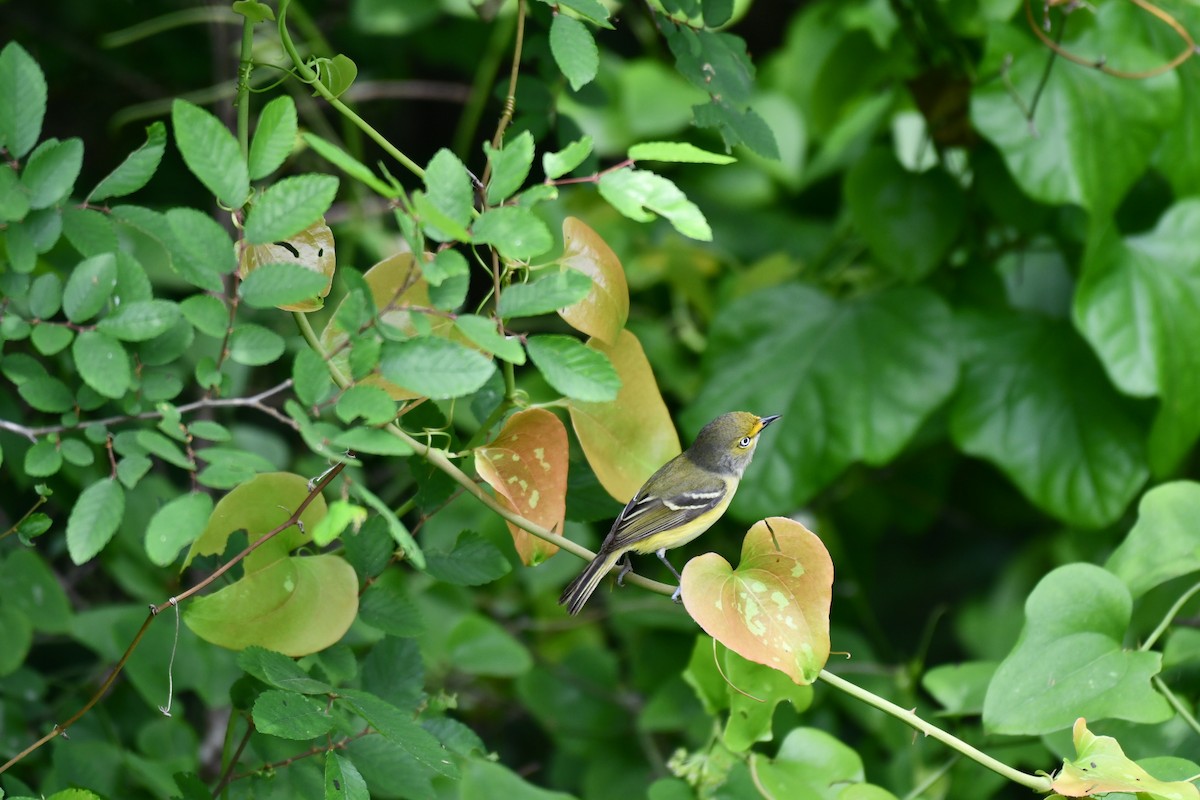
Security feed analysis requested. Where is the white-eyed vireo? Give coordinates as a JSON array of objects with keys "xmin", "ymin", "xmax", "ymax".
[{"xmin": 559, "ymin": 411, "xmax": 780, "ymax": 615}]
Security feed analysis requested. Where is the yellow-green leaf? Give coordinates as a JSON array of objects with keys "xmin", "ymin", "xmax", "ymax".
[
  {"xmin": 474, "ymin": 408, "xmax": 567, "ymax": 565},
  {"xmin": 681, "ymin": 518, "xmax": 833, "ymax": 686},
  {"xmin": 568, "ymin": 329, "xmax": 679, "ymax": 502},
  {"xmin": 557, "ymin": 217, "xmax": 629, "ymax": 346},
  {"xmin": 1052, "ymin": 718, "xmax": 1200, "ymax": 799}
]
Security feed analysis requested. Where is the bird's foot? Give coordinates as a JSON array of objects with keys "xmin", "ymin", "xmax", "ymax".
[
  {"xmin": 616, "ymin": 557, "xmax": 634, "ymax": 586},
  {"xmin": 671, "ymin": 586, "xmax": 683, "ymax": 604}
]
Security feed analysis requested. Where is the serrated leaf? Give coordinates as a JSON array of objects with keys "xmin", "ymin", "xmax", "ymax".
[
  {"xmin": 19, "ymin": 375, "xmax": 73, "ymax": 413},
  {"xmin": 229, "ymin": 323, "xmax": 285, "ymax": 366},
  {"xmin": 558, "ymin": 0, "xmax": 613, "ymax": 27},
  {"xmin": 164, "ymin": 206, "xmax": 237, "ymax": 291},
  {"xmin": 239, "ymin": 261, "xmax": 333, "ymax": 308},
  {"xmin": 171, "ymin": 98, "xmax": 250, "ymax": 208},
  {"xmin": 569, "ymin": 329, "xmax": 679, "ymax": 502},
  {"xmin": 62, "ymin": 253, "xmax": 117, "ymax": 323},
  {"xmin": 423, "ymin": 149, "xmax": 473, "ymax": 240},
  {"xmin": 326, "ymin": 753, "xmax": 369, "ymax": 800},
  {"xmin": 498, "ymin": 269, "xmax": 592, "ymax": 318},
  {"xmin": 145, "ymin": 492, "xmax": 213, "ymax": 567},
  {"xmin": 472, "ymin": 206, "xmax": 553, "ymax": 260},
  {"xmin": 598, "ymin": 168, "xmax": 712, "ymax": 240},
  {"xmin": 339, "ymin": 690, "xmax": 458, "ymax": 777},
  {"xmin": 542, "ymin": 136, "xmax": 594, "ymax": 179},
  {"xmin": 248, "ymin": 96, "xmax": 297, "ymax": 180},
  {"xmin": 335, "ymin": 384, "xmax": 396, "ymax": 425},
  {"xmin": 90, "ymin": 121, "xmax": 167, "ymax": 201},
  {"xmin": 24, "ymin": 439, "xmax": 62, "ymax": 477},
  {"xmin": 61, "ymin": 206, "xmax": 117, "ymax": 256},
  {"xmin": 252, "ymin": 690, "xmax": 334, "ymax": 739},
  {"xmin": 550, "ymin": 14, "xmax": 599, "ymax": 91},
  {"xmin": 293, "ymin": 347, "xmax": 334, "ymax": 406},
  {"xmin": 28, "ymin": 272, "xmax": 62, "ymax": 319},
  {"xmin": 180, "ymin": 294, "xmax": 229, "ymax": 338},
  {"xmin": 484, "ymin": 130, "xmax": 535, "ymax": 205},
  {"xmin": 424, "ymin": 531, "xmax": 512, "ymax": 586},
  {"xmin": 22, "ymin": 137, "xmax": 84, "ymax": 209},
  {"xmin": 239, "ymin": 219, "xmax": 336, "ymax": 312},
  {"xmin": 238, "ymin": 646, "xmax": 332, "ymax": 694},
  {"xmin": 0, "ymin": 41, "xmax": 48, "ymax": 159},
  {"xmin": 628, "ymin": 141, "xmax": 737, "ymax": 164},
  {"xmin": 244, "ymin": 174, "xmax": 339, "ymax": 244},
  {"xmin": 693, "ymin": 99, "xmax": 780, "ymax": 159},
  {"xmin": 72, "ymin": 330, "xmax": 130, "ymax": 398},
  {"xmin": 475, "ymin": 409, "xmax": 568, "ymax": 565},
  {"xmin": 66, "ymin": 478, "xmax": 125, "ymax": 564},
  {"xmin": 454, "ymin": 314, "xmax": 525, "ymax": 364},
  {"xmin": 96, "ymin": 299, "xmax": 180, "ymax": 341},
  {"xmin": 379, "ymin": 337, "xmax": 496, "ymax": 399},
  {"xmin": 526, "ymin": 334, "xmax": 619, "ymax": 401}
]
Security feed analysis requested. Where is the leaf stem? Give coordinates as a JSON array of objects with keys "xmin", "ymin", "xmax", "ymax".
[
  {"xmin": 236, "ymin": 12, "xmax": 256, "ymax": 159},
  {"xmin": 1141, "ymin": 579, "xmax": 1200, "ymax": 652},
  {"xmin": 816, "ymin": 669, "xmax": 1052, "ymax": 792}
]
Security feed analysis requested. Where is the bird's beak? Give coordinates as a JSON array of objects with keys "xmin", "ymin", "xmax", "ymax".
[{"xmin": 752, "ymin": 414, "xmax": 781, "ymax": 436}]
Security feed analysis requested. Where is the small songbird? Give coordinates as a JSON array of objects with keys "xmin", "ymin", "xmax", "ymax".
[{"xmin": 559, "ymin": 411, "xmax": 781, "ymax": 615}]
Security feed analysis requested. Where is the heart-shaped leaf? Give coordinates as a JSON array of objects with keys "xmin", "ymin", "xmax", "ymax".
[{"xmin": 681, "ymin": 517, "xmax": 833, "ymax": 685}]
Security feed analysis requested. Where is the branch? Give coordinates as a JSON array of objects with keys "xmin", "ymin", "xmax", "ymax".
[{"xmin": 0, "ymin": 380, "xmax": 296, "ymax": 442}]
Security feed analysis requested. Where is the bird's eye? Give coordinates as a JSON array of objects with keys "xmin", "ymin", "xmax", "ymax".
[{"xmin": 738, "ymin": 437, "xmax": 752, "ymax": 448}]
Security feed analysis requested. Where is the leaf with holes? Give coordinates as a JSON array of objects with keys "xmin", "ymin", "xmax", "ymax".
[{"xmin": 681, "ymin": 518, "xmax": 833, "ymax": 685}]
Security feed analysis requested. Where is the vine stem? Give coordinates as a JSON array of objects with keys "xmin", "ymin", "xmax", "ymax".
[
  {"xmin": 816, "ymin": 670, "xmax": 1053, "ymax": 792},
  {"xmin": 277, "ymin": 0, "xmax": 424, "ymax": 181},
  {"xmin": 1141, "ymin": 579, "xmax": 1200, "ymax": 652}
]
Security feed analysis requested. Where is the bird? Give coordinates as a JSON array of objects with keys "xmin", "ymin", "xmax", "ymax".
[{"xmin": 559, "ymin": 411, "xmax": 781, "ymax": 615}]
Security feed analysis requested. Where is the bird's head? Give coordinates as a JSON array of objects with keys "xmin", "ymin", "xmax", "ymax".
[{"xmin": 688, "ymin": 412, "xmax": 781, "ymax": 476}]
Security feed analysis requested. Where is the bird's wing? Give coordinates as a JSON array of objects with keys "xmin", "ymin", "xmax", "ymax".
[{"xmin": 603, "ymin": 478, "xmax": 729, "ymax": 550}]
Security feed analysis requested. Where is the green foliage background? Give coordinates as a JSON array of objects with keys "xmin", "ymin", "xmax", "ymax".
[{"xmin": 2, "ymin": 0, "xmax": 1200, "ymax": 798}]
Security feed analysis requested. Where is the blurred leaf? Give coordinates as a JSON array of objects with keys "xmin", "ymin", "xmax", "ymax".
[
  {"xmin": 542, "ymin": 135, "xmax": 593, "ymax": 179},
  {"xmin": 145, "ymin": 492, "xmax": 213, "ymax": 567},
  {"xmin": 527, "ymin": 334, "xmax": 620, "ymax": 401},
  {"xmin": 359, "ymin": 572, "xmax": 425, "ymax": 637},
  {"xmin": 598, "ymin": 168, "xmax": 712, "ymax": 240},
  {"xmin": 229, "ymin": 323, "xmax": 286, "ymax": 366},
  {"xmin": 497, "ymin": 269, "xmax": 592, "ymax": 318},
  {"xmin": 21, "ymin": 137, "xmax": 83, "ymax": 209},
  {"xmin": 66, "ymin": 478, "xmax": 124, "ymax": 564},
  {"xmin": 379, "ymin": 337, "xmax": 496, "ymax": 399},
  {"xmin": 72, "ymin": 331, "xmax": 130, "ymax": 399},
  {"xmin": 982, "ymin": 564, "xmax": 1171, "ymax": 734},
  {"xmin": 472, "ymin": 206, "xmax": 554, "ymax": 260},
  {"xmin": 484, "ymin": 130, "xmax": 534, "ymax": 204},
  {"xmin": 248, "ymin": 95, "xmax": 297, "ymax": 180},
  {"xmin": 921, "ymin": 661, "xmax": 997, "ymax": 716},
  {"xmin": 0, "ymin": 548, "xmax": 72, "ymax": 632},
  {"xmin": 244, "ymin": 174, "xmax": 339, "ymax": 244},
  {"xmin": 171, "ymin": 98, "xmax": 250, "ymax": 208},
  {"xmin": 569, "ymin": 329, "xmax": 679, "ymax": 502},
  {"xmin": 24, "ymin": 438, "xmax": 62, "ymax": 477},
  {"xmin": 693, "ymin": 99, "xmax": 780, "ymax": 159},
  {"xmin": 751, "ymin": 728, "xmax": 885, "ymax": 799},
  {"xmin": 63, "ymin": 253, "xmax": 117, "ymax": 322},
  {"xmin": 557, "ymin": 216, "xmax": 629, "ymax": 345},
  {"xmin": 303, "ymin": 132, "xmax": 394, "ymax": 197},
  {"xmin": 253, "ymin": 689, "xmax": 334, "ymax": 740},
  {"xmin": 89, "ymin": 121, "xmax": 167, "ymax": 201},
  {"xmin": 0, "ymin": 41, "xmax": 47, "ymax": 159},
  {"xmin": 950, "ymin": 311, "xmax": 1147, "ymax": 527},
  {"xmin": 461, "ymin": 759, "xmax": 576, "ymax": 800},
  {"xmin": 557, "ymin": 0, "xmax": 613, "ymax": 27},
  {"xmin": 339, "ymin": 689, "xmax": 458, "ymax": 777},
  {"xmin": 1106, "ymin": 481, "xmax": 1200, "ymax": 598},
  {"xmin": 446, "ymin": 614, "xmax": 533, "ymax": 676},
  {"xmin": 550, "ymin": 13, "xmax": 599, "ymax": 91},
  {"xmin": 475, "ymin": 408, "xmax": 568, "ymax": 565},
  {"xmin": 682, "ymin": 518, "xmax": 832, "ymax": 685},
  {"xmin": 629, "ymin": 141, "xmax": 737, "ymax": 164},
  {"xmin": 424, "ymin": 530, "xmax": 512, "ymax": 586}
]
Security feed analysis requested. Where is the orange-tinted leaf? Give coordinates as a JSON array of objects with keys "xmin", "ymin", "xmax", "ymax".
[
  {"xmin": 1052, "ymin": 718, "xmax": 1200, "ymax": 799},
  {"xmin": 239, "ymin": 218, "xmax": 335, "ymax": 312},
  {"xmin": 681, "ymin": 517, "xmax": 833, "ymax": 685},
  {"xmin": 475, "ymin": 408, "xmax": 567, "ymax": 565},
  {"xmin": 557, "ymin": 217, "xmax": 629, "ymax": 345},
  {"xmin": 568, "ymin": 329, "xmax": 680, "ymax": 502},
  {"xmin": 184, "ymin": 553, "xmax": 358, "ymax": 655},
  {"xmin": 320, "ymin": 252, "xmax": 456, "ymax": 400}
]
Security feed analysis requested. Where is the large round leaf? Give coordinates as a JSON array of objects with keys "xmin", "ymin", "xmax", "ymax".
[
  {"xmin": 684, "ymin": 284, "xmax": 957, "ymax": 518},
  {"xmin": 474, "ymin": 408, "xmax": 568, "ymax": 565},
  {"xmin": 568, "ymin": 329, "xmax": 680, "ymax": 502},
  {"xmin": 557, "ymin": 217, "xmax": 629, "ymax": 345},
  {"xmin": 950, "ymin": 310, "xmax": 1147, "ymax": 528},
  {"xmin": 681, "ymin": 517, "xmax": 833, "ymax": 686}
]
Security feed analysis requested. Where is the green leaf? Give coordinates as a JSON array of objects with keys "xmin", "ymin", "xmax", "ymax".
[
  {"xmin": 752, "ymin": 728, "xmax": 878, "ymax": 800},
  {"xmin": 702, "ymin": 0, "xmax": 734, "ymax": 27},
  {"xmin": 0, "ymin": 41, "xmax": 47, "ymax": 159},
  {"xmin": 293, "ymin": 347, "xmax": 334, "ymax": 406},
  {"xmin": 145, "ymin": 492, "xmax": 213, "ymax": 567},
  {"xmin": 116, "ymin": 454, "xmax": 152, "ymax": 489},
  {"xmin": 181, "ymin": 294, "xmax": 229, "ymax": 338},
  {"xmin": 423, "ymin": 148, "xmax": 473, "ymax": 239},
  {"xmin": 550, "ymin": 14, "xmax": 599, "ymax": 91},
  {"xmin": 317, "ymin": 53, "xmax": 358, "ymax": 98},
  {"xmin": 542, "ymin": 136, "xmax": 593, "ymax": 179},
  {"xmin": 484, "ymin": 130, "xmax": 535, "ymax": 205},
  {"xmin": 229, "ymin": 323, "xmax": 286, "ymax": 366},
  {"xmin": 232, "ymin": 0, "xmax": 276, "ymax": 22},
  {"xmin": 722, "ymin": 649, "xmax": 814, "ymax": 751},
  {"xmin": 19, "ymin": 375, "xmax": 74, "ymax": 413},
  {"xmin": 96, "ymin": 299, "xmax": 181, "ymax": 341},
  {"xmin": 239, "ymin": 646, "xmax": 333, "ymax": 694},
  {"xmin": 982, "ymin": 564, "xmax": 1171, "ymax": 734},
  {"xmin": 62, "ymin": 253, "xmax": 117, "ymax": 322},
  {"xmin": 28, "ymin": 272, "xmax": 62, "ymax": 318},
  {"xmin": 0, "ymin": 549, "xmax": 72, "ymax": 633},
  {"xmin": 60, "ymin": 438, "xmax": 94, "ymax": 467},
  {"xmin": 446, "ymin": 614, "xmax": 533, "ymax": 677},
  {"xmin": 970, "ymin": 16, "xmax": 1178, "ymax": 218},
  {"xmin": 379, "ymin": 337, "xmax": 497, "ymax": 399},
  {"xmin": 244, "ymin": 174, "xmax": 339, "ymax": 244},
  {"xmin": 310, "ymin": 500, "xmax": 367, "ymax": 547},
  {"xmin": 358, "ymin": 573, "xmax": 425, "ymax": 638},
  {"xmin": 844, "ymin": 148, "xmax": 965, "ymax": 282},
  {"xmin": 30, "ymin": 322, "xmax": 71, "ymax": 356},
  {"xmin": 453, "ymin": 314, "xmax": 526, "ymax": 364},
  {"xmin": 24, "ymin": 438, "xmax": 62, "ymax": 477},
  {"xmin": 693, "ymin": 99, "xmax": 780, "ymax": 159},
  {"xmin": 558, "ymin": 0, "xmax": 613, "ymax": 27},
  {"xmin": 412, "ymin": 190, "xmax": 471, "ymax": 243},
  {"xmin": 66, "ymin": 478, "xmax": 125, "ymax": 564},
  {"xmin": 326, "ymin": 753, "xmax": 369, "ymax": 800},
  {"xmin": 497, "ymin": 270, "xmax": 592, "ymax": 318},
  {"xmin": 171, "ymin": 98, "xmax": 250, "ymax": 208},
  {"xmin": 90, "ymin": 121, "xmax": 167, "ymax": 201},
  {"xmin": 628, "ymin": 141, "xmax": 737, "ymax": 164},
  {"xmin": 598, "ymin": 168, "xmax": 712, "ymax": 240},
  {"xmin": 137, "ymin": 429, "xmax": 194, "ymax": 469},
  {"xmin": 685, "ymin": 285, "xmax": 957, "ymax": 518},
  {"xmin": 302, "ymin": 132, "xmax": 394, "ymax": 197},
  {"xmin": 471, "ymin": 206, "xmax": 553, "ymax": 260},
  {"xmin": 339, "ymin": 689, "xmax": 458, "ymax": 777},
  {"xmin": 22, "ymin": 137, "xmax": 84, "ymax": 209},
  {"xmin": 248, "ymin": 96, "xmax": 297, "ymax": 180},
  {"xmin": 253, "ymin": 689, "xmax": 334, "ymax": 740},
  {"xmin": 423, "ymin": 531, "xmax": 512, "ymax": 586},
  {"xmin": 164, "ymin": 207, "xmax": 237, "ymax": 291},
  {"xmin": 526, "ymin": 334, "xmax": 620, "ymax": 401},
  {"xmin": 461, "ymin": 760, "xmax": 577, "ymax": 800},
  {"xmin": 348, "ymin": 482, "xmax": 425, "ymax": 569},
  {"xmin": 335, "ymin": 384, "xmax": 396, "ymax": 425},
  {"xmin": 1107, "ymin": 481, "xmax": 1200, "ymax": 598},
  {"xmin": 189, "ymin": 420, "xmax": 231, "ymax": 442},
  {"xmin": 239, "ymin": 261, "xmax": 333, "ymax": 308},
  {"xmin": 1075, "ymin": 201, "xmax": 1200, "ymax": 475},
  {"xmin": 0, "ymin": 165, "xmax": 30, "ymax": 221},
  {"xmin": 61, "ymin": 206, "xmax": 118, "ymax": 256},
  {"xmin": 332, "ymin": 427, "xmax": 414, "ymax": 456},
  {"xmin": 0, "ymin": 604, "xmax": 32, "ymax": 677},
  {"xmin": 72, "ymin": 331, "xmax": 130, "ymax": 399},
  {"xmin": 667, "ymin": 26, "xmax": 754, "ymax": 105},
  {"xmin": 950, "ymin": 311, "xmax": 1147, "ymax": 528}
]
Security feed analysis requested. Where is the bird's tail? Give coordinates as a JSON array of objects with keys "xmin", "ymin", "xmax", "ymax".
[{"xmin": 559, "ymin": 550, "xmax": 623, "ymax": 615}]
